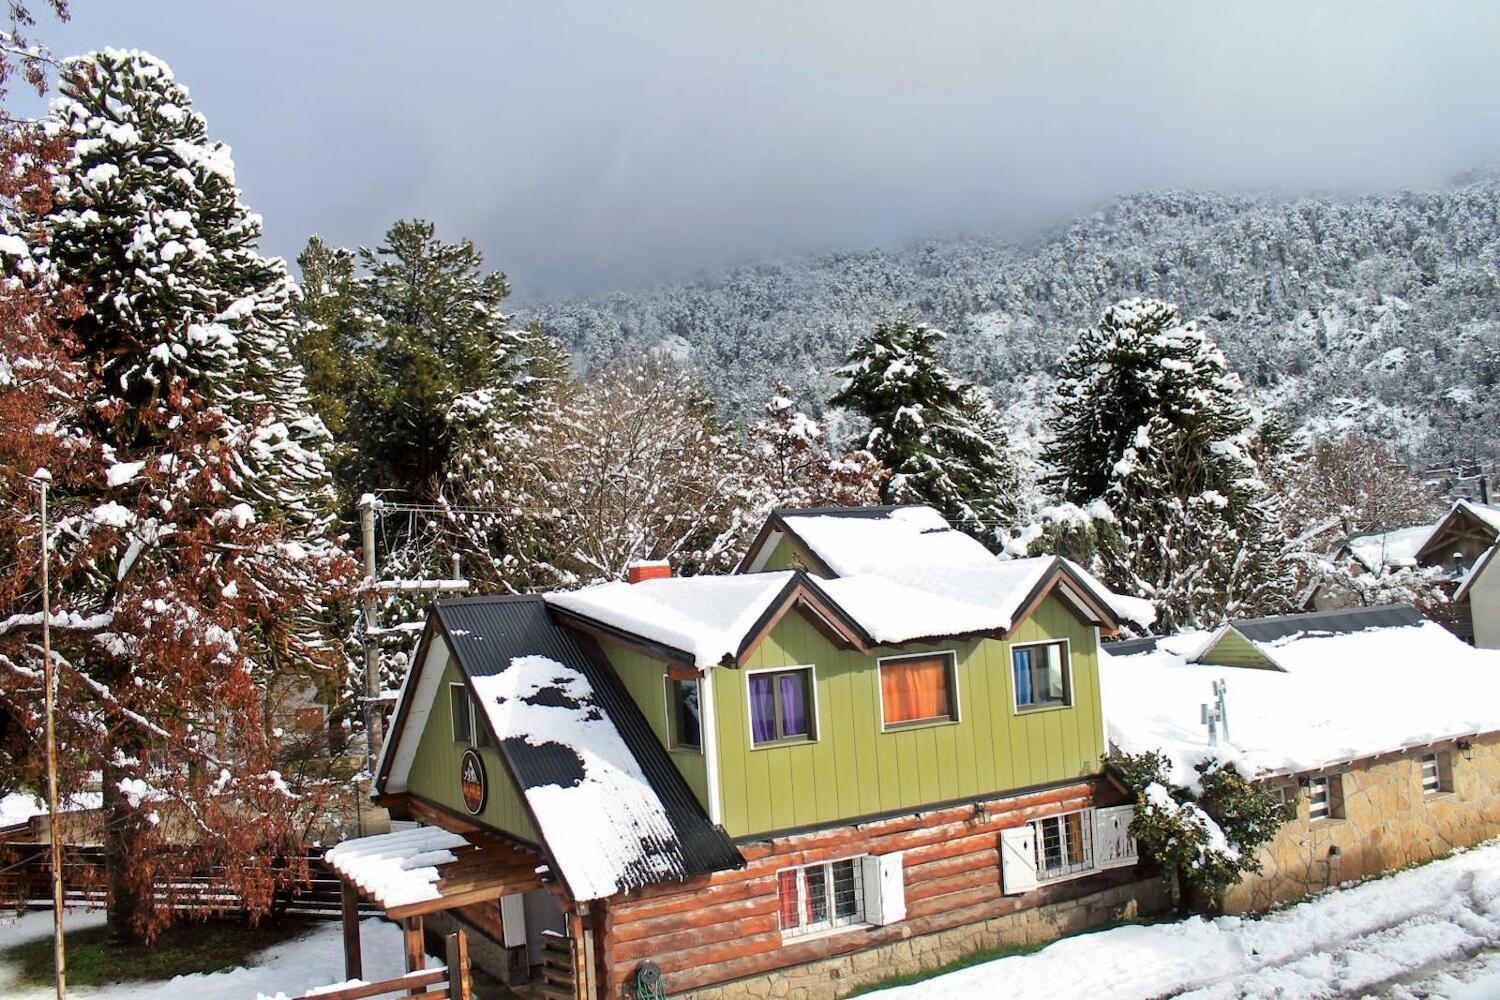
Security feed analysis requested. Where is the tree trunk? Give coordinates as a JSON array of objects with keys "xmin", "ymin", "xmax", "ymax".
[{"xmin": 102, "ymin": 753, "xmax": 149, "ymax": 947}]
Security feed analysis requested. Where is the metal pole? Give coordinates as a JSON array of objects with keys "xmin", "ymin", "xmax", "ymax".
[
  {"xmin": 358, "ymin": 496, "xmax": 381, "ymax": 771},
  {"xmin": 38, "ymin": 471, "xmax": 65, "ymax": 999}
]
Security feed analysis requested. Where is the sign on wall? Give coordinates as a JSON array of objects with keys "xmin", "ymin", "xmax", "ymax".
[{"xmin": 460, "ymin": 747, "xmax": 488, "ymax": 815}]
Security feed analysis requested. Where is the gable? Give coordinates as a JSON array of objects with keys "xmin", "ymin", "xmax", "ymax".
[
  {"xmin": 1417, "ymin": 504, "xmax": 1500, "ymax": 566},
  {"xmin": 1195, "ymin": 627, "xmax": 1283, "ymax": 671}
]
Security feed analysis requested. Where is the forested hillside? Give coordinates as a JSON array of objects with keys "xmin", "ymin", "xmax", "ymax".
[{"xmin": 527, "ymin": 179, "xmax": 1500, "ymax": 466}]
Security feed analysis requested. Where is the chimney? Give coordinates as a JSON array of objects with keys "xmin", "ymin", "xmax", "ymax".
[{"xmin": 627, "ymin": 559, "xmax": 672, "ymax": 584}]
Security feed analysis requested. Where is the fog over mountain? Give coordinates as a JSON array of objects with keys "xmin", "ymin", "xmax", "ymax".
[{"xmin": 526, "ymin": 178, "xmax": 1500, "ymax": 468}]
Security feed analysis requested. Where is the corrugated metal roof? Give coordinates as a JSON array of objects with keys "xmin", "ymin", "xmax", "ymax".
[
  {"xmin": 1102, "ymin": 635, "xmax": 1161, "ymax": 656},
  {"xmin": 1228, "ymin": 604, "xmax": 1425, "ymax": 645},
  {"xmin": 771, "ymin": 504, "xmax": 920, "ymax": 519},
  {"xmin": 434, "ymin": 596, "xmax": 743, "ymax": 893}
]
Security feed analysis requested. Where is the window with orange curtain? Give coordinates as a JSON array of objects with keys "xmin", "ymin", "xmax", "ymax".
[{"xmin": 879, "ymin": 653, "xmax": 956, "ymax": 728}]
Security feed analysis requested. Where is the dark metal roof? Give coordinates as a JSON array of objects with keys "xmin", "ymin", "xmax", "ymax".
[
  {"xmin": 1229, "ymin": 604, "xmax": 1425, "ymax": 645},
  {"xmin": 771, "ymin": 504, "xmax": 922, "ymax": 520},
  {"xmin": 434, "ymin": 596, "xmax": 744, "ymax": 892},
  {"xmin": 1101, "ymin": 635, "xmax": 1161, "ymax": 656}
]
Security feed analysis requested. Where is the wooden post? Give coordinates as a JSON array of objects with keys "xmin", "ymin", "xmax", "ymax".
[
  {"xmin": 445, "ymin": 930, "xmax": 471, "ymax": 1000},
  {"xmin": 403, "ymin": 915, "xmax": 426, "ymax": 995},
  {"xmin": 340, "ymin": 879, "xmax": 363, "ymax": 980}
]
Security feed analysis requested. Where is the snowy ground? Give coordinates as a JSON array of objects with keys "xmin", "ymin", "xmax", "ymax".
[
  {"xmin": 0, "ymin": 908, "xmax": 426, "ymax": 1000},
  {"xmin": 870, "ymin": 839, "xmax": 1500, "ymax": 1000}
]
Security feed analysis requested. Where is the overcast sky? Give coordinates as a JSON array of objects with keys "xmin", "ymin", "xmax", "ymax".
[{"xmin": 29, "ymin": 1, "xmax": 1500, "ymax": 298}]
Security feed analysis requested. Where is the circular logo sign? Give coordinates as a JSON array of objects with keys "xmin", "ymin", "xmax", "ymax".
[{"xmin": 459, "ymin": 747, "xmax": 487, "ymax": 815}]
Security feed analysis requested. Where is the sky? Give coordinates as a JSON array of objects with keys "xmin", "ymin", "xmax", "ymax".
[{"xmin": 25, "ymin": 1, "xmax": 1500, "ymax": 299}]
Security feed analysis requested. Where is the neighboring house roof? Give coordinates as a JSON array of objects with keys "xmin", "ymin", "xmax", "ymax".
[
  {"xmin": 737, "ymin": 504, "xmax": 997, "ymax": 576},
  {"xmin": 1455, "ymin": 543, "xmax": 1500, "ymax": 601},
  {"xmin": 375, "ymin": 595, "xmax": 743, "ymax": 902},
  {"xmin": 1101, "ymin": 606, "xmax": 1500, "ymax": 785},
  {"xmin": 1415, "ymin": 499, "xmax": 1500, "ymax": 565},
  {"xmin": 1344, "ymin": 523, "xmax": 1437, "ymax": 571},
  {"xmin": 548, "ymin": 556, "xmax": 1153, "ymax": 667}
]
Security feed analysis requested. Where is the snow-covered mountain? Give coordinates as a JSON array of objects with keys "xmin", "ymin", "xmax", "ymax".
[{"xmin": 525, "ymin": 179, "xmax": 1500, "ymax": 466}]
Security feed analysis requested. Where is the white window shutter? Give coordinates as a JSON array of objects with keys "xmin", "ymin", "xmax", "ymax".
[
  {"xmin": 1000, "ymin": 826, "xmax": 1038, "ymax": 895},
  {"xmin": 1094, "ymin": 805, "xmax": 1138, "ymax": 870},
  {"xmin": 500, "ymin": 893, "xmax": 527, "ymax": 948},
  {"xmin": 861, "ymin": 852, "xmax": 906, "ymax": 925}
]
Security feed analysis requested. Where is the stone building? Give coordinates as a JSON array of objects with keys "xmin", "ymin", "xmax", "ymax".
[{"xmin": 1102, "ymin": 604, "xmax": 1500, "ymax": 915}]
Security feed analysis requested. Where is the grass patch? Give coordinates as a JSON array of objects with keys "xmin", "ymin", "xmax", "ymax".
[{"xmin": 2, "ymin": 916, "xmax": 316, "ymax": 987}]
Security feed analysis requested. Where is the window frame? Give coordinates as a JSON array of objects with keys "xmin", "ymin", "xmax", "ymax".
[
  {"xmin": 745, "ymin": 664, "xmax": 819, "ymax": 749},
  {"xmin": 663, "ymin": 675, "xmax": 703, "ymax": 754},
  {"xmin": 1009, "ymin": 638, "xmax": 1073, "ymax": 713},
  {"xmin": 876, "ymin": 650, "xmax": 961, "ymax": 732},
  {"xmin": 775, "ymin": 854, "xmax": 868, "ymax": 940},
  {"xmin": 1420, "ymin": 751, "xmax": 1452, "ymax": 796},
  {"xmin": 1029, "ymin": 807, "xmax": 1096, "ymax": 883},
  {"xmin": 449, "ymin": 682, "xmax": 475, "ymax": 744},
  {"xmin": 1307, "ymin": 774, "xmax": 1344, "ymax": 822}
]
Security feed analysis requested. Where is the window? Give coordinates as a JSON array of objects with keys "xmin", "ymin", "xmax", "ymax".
[
  {"xmin": 748, "ymin": 667, "xmax": 814, "ymax": 746},
  {"xmin": 1308, "ymin": 775, "xmax": 1343, "ymax": 821},
  {"xmin": 1031, "ymin": 810, "xmax": 1093, "ymax": 881},
  {"xmin": 1012, "ymin": 641, "xmax": 1070, "ymax": 709},
  {"xmin": 1420, "ymin": 752, "xmax": 1452, "ymax": 795},
  {"xmin": 450, "ymin": 683, "xmax": 473, "ymax": 743},
  {"xmin": 1279, "ymin": 784, "xmax": 1299, "ymax": 818},
  {"xmin": 776, "ymin": 858, "xmax": 865, "ymax": 937},
  {"xmin": 879, "ymin": 652, "xmax": 957, "ymax": 729},
  {"xmin": 668, "ymin": 678, "xmax": 701, "ymax": 751}
]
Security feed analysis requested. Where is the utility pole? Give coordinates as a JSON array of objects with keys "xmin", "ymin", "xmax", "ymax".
[
  {"xmin": 358, "ymin": 494, "xmax": 382, "ymax": 772},
  {"xmin": 36, "ymin": 469, "xmax": 65, "ymax": 1000}
]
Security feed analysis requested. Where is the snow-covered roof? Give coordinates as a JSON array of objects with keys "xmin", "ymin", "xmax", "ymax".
[
  {"xmin": 545, "ymin": 572, "xmax": 796, "ymax": 667},
  {"xmin": 1102, "ymin": 611, "xmax": 1500, "ymax": 784},
  {"xmin": 1457, "ymin": 499, "xmax": 1500, "ymax": 535},
  {"xmin": 768, "ymin": 505, "xmax": 997, "ymax": 576},
  {"xmin": 1345, "ymin": 523, "xmax": 1437, "ymax": 570},
  {"xmin": 324, "ymin": 826, "xmax": 470, "ymax": 909},
  {"xmin": 470, "ymin": 655, "xmax": 686, "ymax": 901}
]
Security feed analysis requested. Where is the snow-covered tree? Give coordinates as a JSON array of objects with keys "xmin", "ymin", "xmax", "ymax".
[
  {"xmin": 5, "ymin": 48, "xmax": 352, "ymax": 943},
  {"xmin": 743, "ymin": 381, "xmax": 884, "ymax": 511},
  {"xmin": 830, "ymin": 319, "xmax": 1022, "ymax": 543},
  {"xmin": 1109, "ymin": 749, "xmax": 1287, "ymax": 915},
  {"xmin": 1041, "ymin": 299, "xmax": 1293, "ymax": 630},
  {"xmin": 1279, "ymin": 433, "xmax": 1442, "ymax": 542}
]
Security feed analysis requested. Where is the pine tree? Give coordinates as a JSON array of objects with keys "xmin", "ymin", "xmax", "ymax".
[
  {"xmin": 1043, "ymin": 299, "xmax": 1293, "ymax": 630},
  {"xmin": 829, "ymin": 319, "xmax": 1021, "ymax": 542},
  {"xmin": 13, "ymin": 49, "xmax": 350, "ymax": 942}
]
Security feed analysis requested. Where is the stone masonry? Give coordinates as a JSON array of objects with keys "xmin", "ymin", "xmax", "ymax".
[{"xmin": 1225, "ymin": 733, "xmax": 1500, "ymax": 914}]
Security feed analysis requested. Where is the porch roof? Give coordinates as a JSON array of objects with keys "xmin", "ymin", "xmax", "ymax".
[{"xmin": 325, "ymin": 825, "xmax": 549, "ymax": 919}]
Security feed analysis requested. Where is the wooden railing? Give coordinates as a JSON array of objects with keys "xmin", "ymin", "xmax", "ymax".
[
  {"xmin": 282, "ymin": 930, "xmax": 471, "ymax": 1000},
  {"xmin": 0, "ymin": 841, "xmax": 382, "ymax": 919}
]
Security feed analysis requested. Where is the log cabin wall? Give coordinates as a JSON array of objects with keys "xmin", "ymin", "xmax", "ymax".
[{"xmin": 596, "ymin": 778, "xmax": 1163, "ymax": 1000}]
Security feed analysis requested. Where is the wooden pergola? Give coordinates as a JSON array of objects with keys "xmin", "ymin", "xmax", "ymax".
[{"xmin": 327, "ymin": 826, "xmax": 551, "ymax": 981}]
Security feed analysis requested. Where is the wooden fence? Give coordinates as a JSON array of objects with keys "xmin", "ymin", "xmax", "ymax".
[
  {"xmin": 0, "ymin": 839, "xmax": 381, "ymax": 920},
  {"xmin": 282, "ymin": 931, "xmax": 471, "ymax": 1000}
]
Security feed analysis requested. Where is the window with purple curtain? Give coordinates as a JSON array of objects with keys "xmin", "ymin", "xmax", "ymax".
[{"xmin": 749, "ymin": 668, "xmax": 813, "ymax": 745}]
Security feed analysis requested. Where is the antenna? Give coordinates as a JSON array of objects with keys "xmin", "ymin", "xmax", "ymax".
[{"xmin": 1201, "ymin": 678, "xmax": 1230, "ymax": 747}]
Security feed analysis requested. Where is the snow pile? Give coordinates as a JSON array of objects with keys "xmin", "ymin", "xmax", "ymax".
[
  {"xmin": 472, "ymin": 654, "xmax": 682, "ymax": 900},
  {"xmin": 323, "ymin": 825, "xmax": 469, "ymax": 908},
  {"xmin": 866, "ymin": 839, "xmax": 1500, "ymax": 1000},
  {"xmin": 547, "ymin": 572, "xmax": 793, "ymax": 667},
  {"xmin": 779, "ymin": 506, "xmax": 996, "ymax": 575},
  {"xmin": 1102, "ymin": 619, "xmax": 1500, "ymax": 782},
  {"xmin": 1345, "ymin": 522, "xmax": 1436, "ymax": 570},
  {"xmin": 0, "ymin": 790, "xmax": 104, "ymax": 827}
]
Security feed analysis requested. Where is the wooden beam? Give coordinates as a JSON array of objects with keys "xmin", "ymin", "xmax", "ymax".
[
  {"xmin": 404, "ymin": 915, "xmax": 426, "ymax": 991},
  {"xmin": 445, "ymin": 931, "xmax": 471, "ymax": 1000},
  {"xmin": 340, "ymin": 878, "xmax": 363, "ymax": 981}
]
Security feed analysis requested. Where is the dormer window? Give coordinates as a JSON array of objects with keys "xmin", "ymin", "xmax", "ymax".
[{"xmin": 1012, "ymin": 640, "xmax": 1070, "ymax": 710}]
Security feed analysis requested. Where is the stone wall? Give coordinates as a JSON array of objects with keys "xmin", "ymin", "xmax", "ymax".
[
  {"xmin": 681, "ymin": 877, "xmax": 1170, "ymax": 1000},
  {"xmin": 1224, "ymin": 733, "xmax": 1500, "ymax": 914}
]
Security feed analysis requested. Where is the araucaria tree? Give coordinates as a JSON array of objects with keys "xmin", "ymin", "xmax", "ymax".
[
  {"xmin": 1108, "ymin": 750, "xmax": 1287, "ymax": 914},
  {"xmin": 1043, "ymin": 299, "xmax": 1293, "ymax": 630},
  {"xmin": 830, "ymin": 319, "xmax": 1021, "ymax": 543},
  {"xmin": 2, "ymin": 49, "xmax": 350, "ymax": 943}
]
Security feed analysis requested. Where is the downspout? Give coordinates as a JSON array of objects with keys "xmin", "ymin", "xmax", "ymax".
[{"xmin": 701, "ymin": 667, "xmax": 724, "ymax": 826}]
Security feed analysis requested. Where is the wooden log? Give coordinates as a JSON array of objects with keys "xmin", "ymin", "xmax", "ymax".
[
  {"xmin": 610, "ymin": 874, "xmax": 777, "ymax": 923},
  {"xmin": 341, "ymin": 878, "xmax": 363, "ymax": 981},
  {"xmin": 904, "ymin": 847, "xmax": 999, "ymax": 885},
  {"xmin": 610, "ymin": 893, "xmax": 780, "ymax": 944},
  {"xmin": 404, "ymin": 915, "xmax": 426, "ymax": 994},
  {"xmin": 445, "ymin": 931, "xmax": 471, "ymax": 1000},
  {"xmin": 611, "ymin": 911, "xmax": 781, "ymax": 965}
]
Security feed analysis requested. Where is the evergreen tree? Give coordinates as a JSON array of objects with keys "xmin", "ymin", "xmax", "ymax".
[
  {"xmin": 15, "ymin": 49, "xmax": 350, "ymax": 942},
  {"xmin": 1043, "ymin": 299, "xmax": 1293, "ymax": 630},
  {"xmin": 830, "ymin": 319, "xmax": 1021, "ymax": 542}
]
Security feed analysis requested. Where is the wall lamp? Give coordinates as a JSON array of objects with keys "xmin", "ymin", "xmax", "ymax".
[{"xmin": 1456, "ymin": 738, "xmax": 1474, "ymax": 762}]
